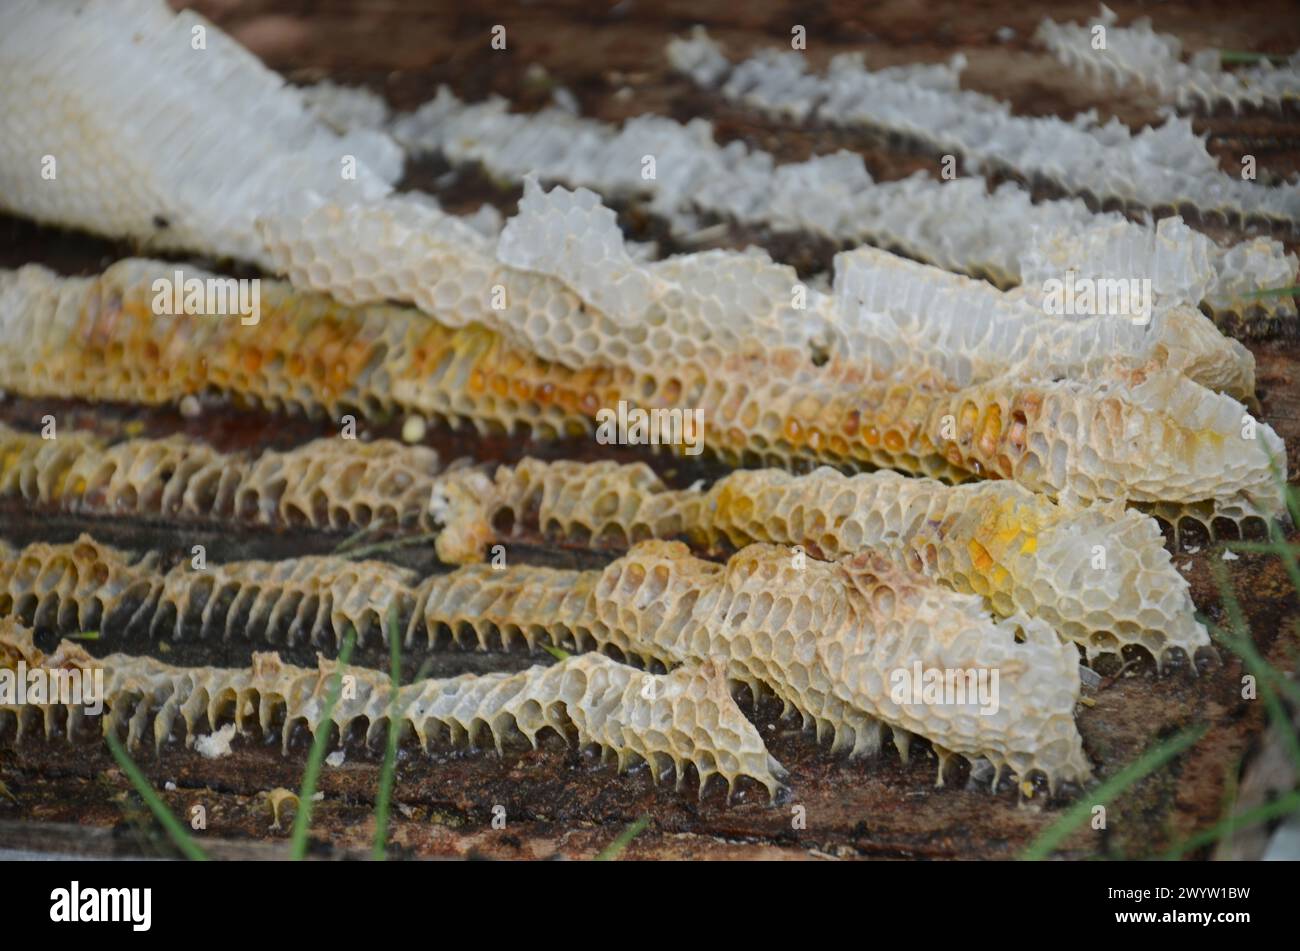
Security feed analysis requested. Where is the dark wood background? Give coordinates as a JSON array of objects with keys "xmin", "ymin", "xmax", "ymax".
[{"xmin": 0, "ymin": 0, "xmax": 1297, "ymax": 859}]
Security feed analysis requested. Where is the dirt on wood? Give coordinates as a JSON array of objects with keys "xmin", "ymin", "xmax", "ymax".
[{"xmin": 1, "ymin": 0, "xmax": 1298, "ymax": 860}]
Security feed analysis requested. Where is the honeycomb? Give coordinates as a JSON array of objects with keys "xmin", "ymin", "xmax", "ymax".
[
  {"xmin": 0, "ymin": 0, "xmax": 400, "ymax": 268},
  {"xmin": 0, "ymin": 534, "xmax": 161, "ymax": 634},
  {"xmin": 430, "ymin": 458, "xmax": 704, "ymax": 564},
  {"xmin": 833, "ymin": 244, "xmax": 1258, "ymax": 401},
  {"xmin": 0, "ymin": 533, "xmax": 426, "ymax": 648},
  {"xmin": 670, "ymin": 27, "xmax": 1300, "ymax": 228},
  {"xmin": 391, "ymin": 84, "xmax": 1295, "ymax": 319},
  {"xmin": 407, "ymin": 541, "xmax": 1090, "ymax": 788},
  {"xmin": 259, "ymin": 184, "xmax": 824, "ymax": 373},
  {"xmin": 301, "ymin": 80, "xmax": 391, "ymax": 134},
  {"xmin": 1038, "ymin": 7, "xmax": 1300, "ymax": 115},
  {"xmin": 0, "ymin": 532, "xmax": 1087, "ymax": 786},
  {"xmin": 434, "ymin": 459, "xmax": 1208, "ymax": 662},
  {"xmin": 263, "ymin": 176, "xmax": 1263, "ymax": 404},
  {"xmin": 150, "ymin": 555, "xmax": 420, "ymax": 648},
  {"xmin": 0, "ymin": 424, "xmax": 444, "ymax": 532},
  {"xmin": 0, "ymin": 621, "xmax": 784, "ymax": 799},
  {"xmin": 239, "ymin": 438, "xmax": 444, "ymax": 531},
  {"xmin": 2, "ymin": 257, "xmax": 1284, "ymax": 525},
  {"xmin": 589, "ymin": 542, "xmax": 1091, "ymax": 789},
  {"xmin": 0, "ymin": 259, "xmax": 595, "ymax": 438},
  {"xmin": 496, "ymin": 177, "xmax": 659, "ymax": 326},
  {"xmin": 0, "ymin": 0, "xmax": 1290, "ymax": 812},
  {"xmin": 928, "ymin": 368, "xmax": 1287, "ymax": 527}
]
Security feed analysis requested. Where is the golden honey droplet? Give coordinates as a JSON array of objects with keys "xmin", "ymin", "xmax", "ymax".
[{"xmin": 978, "ymin": 404, "xmax": 1003, "ymax": 457}]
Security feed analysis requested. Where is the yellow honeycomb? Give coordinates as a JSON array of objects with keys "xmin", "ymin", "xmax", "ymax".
[
  {"xmin": 0, "ymin": 424, "xmax": 446, "ymax": 532},
  {"xmin": 433, "ymin": 459, "xmax": 1209, "ymax": 663},
  {"xmin": 0, "ymin": 260, "xmax": 1284, "ymax": 525},
  {"xmin": 0, "ymin": 534, "xmax": 161, "ymax": 634}
]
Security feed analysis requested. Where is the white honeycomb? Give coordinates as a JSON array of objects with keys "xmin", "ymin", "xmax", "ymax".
[
  {"xmin": 411, "ymin": 540, "xmax": 1091, "ymax": 788},
  {"xmin": 832, "ymin": 245, "xmax": 1257, "ymax": 400},
  {"xmin": 389, "ymin": 84, "xmax": 1294, "ymax": 316},
  {"xmin": 0, "ymin": 0, "xmax": 401, "ymax": 268},
  {"xmin": 0, "ymin": 620, "xmax": 784, "ymax": 799},
  {"xmin": 671, "ymin": 27, "xmax": 1300, "ymax": 229},
  {"xmin": 0, "ymin": 532, "xmax": 1087, "ymax": 787},
  {"xmin": 928, "ymin": 368, "xmax": 1287, "ymax": 525},
  {"xmin": 498, "ymin": 177, "xmax": 659, "ymax": 325},
  {"xmin": 1037, "ymin": 5, "xmax": 1300, "ymax": 115},
  {"xmin": 594, "ymin": 542, "xmax": 1091, "ymax": 789},
  {"xmin": 300, "ymin": 80, "xmax": 391, "ymax": 133}
]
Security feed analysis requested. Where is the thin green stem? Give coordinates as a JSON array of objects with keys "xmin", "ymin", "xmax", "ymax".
[
  {"xmin": 595, "ymin": 814, "xmax": 651, "ymax": 860},
  {"xmin": 1163, "ymin": 790, "xmax": 1300, "ymax": 859},
  {"xmin": 105, "ymin": 732, "xmax": 209, "ymax": 861},
  {"xmin": 373, "ymin": 605, "xmax": 403, "ymax": 861},
  {"xmin": 1208, "ymin": 561, "xmax": 1300, "ymax": 769},
  {"xmin": 1019, "ymin": 725, "xmax": 1207, "ymax": 861},
  {"xmin": 1220, "ymin": 51, "xmax": 1291, "ymax": 65},
  {"xmin": 290, "ymin": 628, "xmax": 357, "ymax": 860}
]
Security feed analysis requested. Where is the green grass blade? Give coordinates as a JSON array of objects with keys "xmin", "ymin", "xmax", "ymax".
[
  {"xmin": 1208, "ymin": 617, "xmax": 1300, "ymax": 707},
  {"xmin": 595, "ymin": 814, "xmax": 650, "ymax": 861},
  {"xmin": 1163, "ymin": 789, "xmax": 1300, "ymax": 859},
  {"xmin": 372, "ymin": 605, "xmax": 403, "ymax": 861},
  {"xmin": 1208, "ymin": 561, "xmax": 1300, "ymax": 769},
  {"xmin": 1242, "ymin": 284, "xmax": 1298, "ymax": 299},
  {"xmin": 290, "ymin": 628, "xmax": 357, "ymax": 860},
  {"xmin": 1220, "ymin": 51, "xmax": 1291, "ymax": 65},
  {"xmin": 104, "ymin": 732, "xmax": 209, "ymax": 861},
  {"xmin": 1019, "ymin": 724, "xmax": 1207, "ymax": 861},
  {"xmin": 541, "ymin": 644, "xmax": 572, "ymax": 661}
]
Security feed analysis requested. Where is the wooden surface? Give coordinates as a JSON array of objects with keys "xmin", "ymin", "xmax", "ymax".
[{"xmin": 0, "ymin": 0, "xmax": 1298, "ymax": 860}]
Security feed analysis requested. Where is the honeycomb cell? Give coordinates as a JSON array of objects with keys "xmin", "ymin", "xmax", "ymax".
[{"xmin": 0, "ymin": 618, "xmax": 782, "ymax": 799}]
